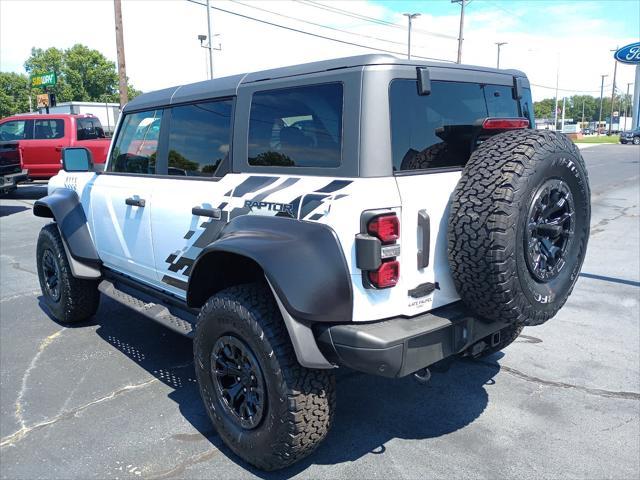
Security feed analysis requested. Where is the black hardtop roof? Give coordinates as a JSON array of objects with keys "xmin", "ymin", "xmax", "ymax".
[{"xmin": 124, "ymin": 54, "xmax": 527, "ymax": 113}]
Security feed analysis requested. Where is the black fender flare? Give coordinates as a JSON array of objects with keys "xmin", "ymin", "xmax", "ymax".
[
  {"xmin": 187, "ymin": 215, "xmax": 353, "ymax": 323},
  {"xmin": 33, "ymin": 188, "xmax": 101, "ymax": 267}
]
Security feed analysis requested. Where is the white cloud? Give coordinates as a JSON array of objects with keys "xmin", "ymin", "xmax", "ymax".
[{"xmin": 0, "ymin": 0, "xmax": 636, "ymax": 101}]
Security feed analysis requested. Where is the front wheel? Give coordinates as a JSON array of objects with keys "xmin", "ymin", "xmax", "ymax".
[
  {"xmin": 36, "ymin": 223, "xmax": 100, "ymax": 323},
  {"xmin": 193, "ymin": 283, "xmax": 335, "ymax": 471},
  {"xmin": 633, "ymin": 137, "xmax": 640, "ymax": 145}
]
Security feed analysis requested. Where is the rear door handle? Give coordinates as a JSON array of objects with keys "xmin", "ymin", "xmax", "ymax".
[
  {"xmin": 125, "ymin": 197, "xmax": 146, "ymax": 207},
  {"xmin": 55, "ymin": 145, "xmax": 64, "ymax": 152},
  {"xmin": 417, "ymin": 209, "xmax": 430, "ymax": 269},
  {"xmin": 192, "ymin": 206, "xmax": 221, "ymax": 219}
]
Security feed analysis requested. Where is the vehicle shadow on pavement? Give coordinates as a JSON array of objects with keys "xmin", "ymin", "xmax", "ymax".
[
  {"xmin": 0, "ymin": 205, "xmax": 29, "ymax": 217},
  {"xmin": 3, "ymin": 183, "xmax": 48, "ymax": 201},
  {"xmin": 41, "ymin": 295, "xmax": 501, "ymax": 476}
]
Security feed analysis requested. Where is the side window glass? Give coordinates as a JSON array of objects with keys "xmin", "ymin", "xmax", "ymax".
[
  {"xmin": 167, "ymin": 99, "xmax": 232, "ymax": 177},
  {"xmin": 33, "ymin": 119, "xmax": 65, "ymax": 140},
  {"xmin": 108, "ymin": 110, "xmax": 162, "ymax": 174},
  {"xmin": 248, "ymin": 83, "xmax": 343, "ymax": 168},
  {"xmin": 0, "ymin": 120, "xmax": 27, "ymax": 141}
]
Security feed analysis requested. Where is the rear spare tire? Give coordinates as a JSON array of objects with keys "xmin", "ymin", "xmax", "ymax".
[{"xmin": 448, "ymin": 130, "xmax": 590, "ymax": 326}]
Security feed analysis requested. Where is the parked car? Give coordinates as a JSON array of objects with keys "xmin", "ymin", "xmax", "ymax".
[
  {"xmin": 582, "ymin": 128, "xmax": 593, "ymax": 135},
  {"xmin": 0, "ymin": 114, "xmax": 111, "ymax": 179},
  {"xmin": 33, "ymin": 55, "xmax": 590, "ymax": 471},
  {"xmin": 0, "ymin": 141, "xmax": 28, "ymax": 195},
  {"xmin": 620, "ymin": 128, "xmax": 640, "ymax": 145}
]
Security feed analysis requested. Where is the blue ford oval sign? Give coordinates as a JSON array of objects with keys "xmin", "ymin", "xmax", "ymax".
[{"xmin": 614, "ymin": 42, "xmax": 640, "ymax": 64}]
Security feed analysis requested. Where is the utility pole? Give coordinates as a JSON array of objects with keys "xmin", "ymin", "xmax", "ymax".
[
  {"xmin": 495, "ymin": 42, "xmax": 507, "ymax": 69},
  {"xmin": 608, "ymin": 48, "xmax": 618, "ymax": 135},
  {"xmin": 452, "ymin": 0, "xmax": 466, "ymax": 64},
  {"xmin": 205, "ymin": 0, "xmax": 214, "ymax": 79},
  {"xmin": 581, "ymin": 98, "xmax": 585, "ymax": 125},
  {"xmin": 114, "ymin": 0, "xmax": 128, "ymax": 108},
  {"xmin": 403, "ymin": 13, "xmax": 421, "ymax": 60},
  {"xmin": 624, "ymin": 82, "xmax": 632, "ymax": 131},
  {"xmin": 553, "ymin": 57, "xmax": 560, "ymax": 131},
  {"xmin": 598, "ymin": 74, "xmax": 608, "ymax": 135},
  {"xmin": 560, "ymin": 96, "xmax": 566, "ymax": 132}
]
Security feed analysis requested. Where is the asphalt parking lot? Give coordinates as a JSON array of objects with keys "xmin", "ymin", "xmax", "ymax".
[{"xmin": 0, "ymin": 144, "xmax": 638, "ymax": 479}]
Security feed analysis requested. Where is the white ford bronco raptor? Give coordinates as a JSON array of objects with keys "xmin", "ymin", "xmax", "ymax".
[{"xmin": 34, "ymin": 55, "xmax": 590, "ymax": 470}]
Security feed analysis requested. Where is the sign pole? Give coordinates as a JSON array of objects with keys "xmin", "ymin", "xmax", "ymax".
[{"xmin": 633, "ymin": 64, "xmax": 640, "ymax": 130}]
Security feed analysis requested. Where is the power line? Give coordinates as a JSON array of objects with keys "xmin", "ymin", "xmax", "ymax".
[
  {"xmin": 228, "ymin": 0, "xmax": 427, "ymax": 50},
  {"xmin": 296, "ymin": 0, "xmax": 459, "ymax": 40},
  {"xmin": 531, "ymin": 83, "xmax": 614, "ymax": 94},
  {"xmin": 186, "ymin": 0, "xmax": 453, "ymax": 62}
]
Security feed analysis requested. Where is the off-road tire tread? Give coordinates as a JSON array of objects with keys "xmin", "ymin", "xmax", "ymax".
[
  {"xmin": 448, "ymin": 130, "xmax": 589, "ymax": 326},
  {"xmin": 194, "ymin": 283, "xmax": 335, "ymax": 471},
  {"xmin": 37, "ymin": 223, "xmax": 100, "ymax": 323}
]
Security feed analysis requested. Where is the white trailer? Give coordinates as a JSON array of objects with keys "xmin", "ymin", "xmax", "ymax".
[{"xmin": 47, "ymin": 102, "xmax": 120, "ymax": 135}]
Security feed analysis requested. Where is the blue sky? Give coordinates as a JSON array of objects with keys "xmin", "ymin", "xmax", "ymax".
[
  {"xmin": 375, "ymin": 0, "xmax": 639, "ymax": 38},
  {"xmin": 1, "ymin": 0, "xmax": 638, "ymax": 100}
]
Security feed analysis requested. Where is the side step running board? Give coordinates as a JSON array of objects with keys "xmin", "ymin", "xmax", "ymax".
[{"xmin": 98, "ymin": 279, "xmax": 197, "ymax": 338}]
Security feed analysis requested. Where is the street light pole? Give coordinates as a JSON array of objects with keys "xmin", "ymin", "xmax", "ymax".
[
  {"xmin": 403, "ymin": 13, "xmax": 420, "ymax": 60},
  {"xmin": 205, "ymin": 0, "xmax": 214, "ymax": 79},
  {"xmin": 598, "ymin": 74, "xmax": 608, "ymax": 134},
  {"xmin": 581, "ymin": 98, "xmax": 585, "ymax": 125},
  {"xmin": 452, "ymin": 0, "xmax": 466, "ymax": 64},
  {"xmin": 495, "ymin": 42, "xmax": 507, "ymax": 69}
]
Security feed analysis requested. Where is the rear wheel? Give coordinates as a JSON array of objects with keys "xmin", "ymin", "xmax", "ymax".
[
  {"xmin": 36, "ymin": 223, "xmax": 100, "ymax": 323},
  {"xmin": 194, "ymin": 283, "xmax": 335, "ymax": 471},
  {"xmin": 448, "ymin": 130, "xmax": 590, "ymax": 326}
]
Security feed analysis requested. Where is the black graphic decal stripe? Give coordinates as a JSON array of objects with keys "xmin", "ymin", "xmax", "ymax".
[
  {"xmin": 300, "ymin": 194, "xmax": 329, "ymax": 219},
  {"xmin": 314, "ymin": 180, "xmax": 352, "ymax": 193},
  {"xmin": 250, "ymin": 177, "xmax": 300, "ymax": 203},
  {"xmin": 308, "ymin": 213, "xmax": 324, "ymax": 221},
  {"xmin": 231, "ymin": 176, "xmax": 279, "ymax": 197},
  {"xmin": 162, "ymin": 275, "xmax": 188, "ymax": 291}
]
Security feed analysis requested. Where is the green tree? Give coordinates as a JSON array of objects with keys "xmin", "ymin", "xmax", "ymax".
[
  {"xmin": 0, "ymin": 72, "xmax": 31, "ymax": 118},
  {"xmin": 533, "ymin": 98, "xmax": 555, "ymax": 120},
  {"xmin": 24, "ymin": 44, "xmax": 140, "ymax": 105}
]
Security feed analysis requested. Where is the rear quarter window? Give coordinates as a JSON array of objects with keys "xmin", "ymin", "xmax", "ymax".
[
  {"xmin": 248, "ymin": 83, "xmax": 343, "ymax": 168},
  {"xmin": 390, "ymin": 79, "xmax": 521, "ymax": 172}
]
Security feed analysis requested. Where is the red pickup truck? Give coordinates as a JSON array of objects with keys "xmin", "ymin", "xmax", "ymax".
[{"xmin": 0, "ymin": 114, "xmax": 111, "ymax": 179}]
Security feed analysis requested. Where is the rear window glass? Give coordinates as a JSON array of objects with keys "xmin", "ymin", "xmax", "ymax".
[
  {"xmin": 108, "ymin": 110, "xmax": 162, "ymax": 174},
  {"xmin": 167, "ymin": 99, "xmax": 232, "ymax": 177},
  {"xmin": 248, "ymin": 83, "xmax": 343, "ymax": 168},
  {"xmin": 390, "ymin": 80, "xmax": 521, "ymax": 172},
  {"xmin": 34, "ymin": 119, "xmax": 64, "ymax": 139}
]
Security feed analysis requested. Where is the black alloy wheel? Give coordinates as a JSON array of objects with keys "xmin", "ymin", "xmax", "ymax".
[
  {"xmin": 525, "ymin": 179, "xmax": 575, "ymax": 282},
  {"xmin": 41, "ymin": 249, "xmax": 62, "ymax": 302},
  {"xmin": 210, "ymin": 335, "xmax": 266, "ymax": 430}
]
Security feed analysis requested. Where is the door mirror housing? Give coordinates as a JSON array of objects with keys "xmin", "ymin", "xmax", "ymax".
[{"xmin": 62, "ymin": 147, "xmax": 93, "ymax": 172}]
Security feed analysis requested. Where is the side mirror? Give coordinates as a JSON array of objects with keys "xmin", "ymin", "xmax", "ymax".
[{"xmin": 62, "ymin": 147, "xmax": 93, "ymax": 172}]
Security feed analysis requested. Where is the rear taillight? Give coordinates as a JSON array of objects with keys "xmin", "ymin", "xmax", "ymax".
[
  {"xmin": 367, "ymin": 214, "xmax": 399, "ymax": 244},
  {"xmin": 368, "ymin": 260, "xmax": 400, "ymax": 288},
  {"xmin": 356, "ymin": 212, "xmax": 401, "ymax": 289},
  {"xmin": 482, "ymin": 118, "xmax": 529, "ymax": 130}
]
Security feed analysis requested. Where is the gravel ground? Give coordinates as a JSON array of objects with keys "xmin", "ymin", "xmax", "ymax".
[{"xmin": 1, "ymin": 144, "xmax": 639, "ymax": 479}]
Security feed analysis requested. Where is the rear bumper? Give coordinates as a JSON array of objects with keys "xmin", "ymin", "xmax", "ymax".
[
  {"xmin": 315, "ymin": 302, "xmax": 509, "ymax": 378},
  {"xmin": 0, "ymin": 169, "xmax": 28, "ymax": 191}
]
